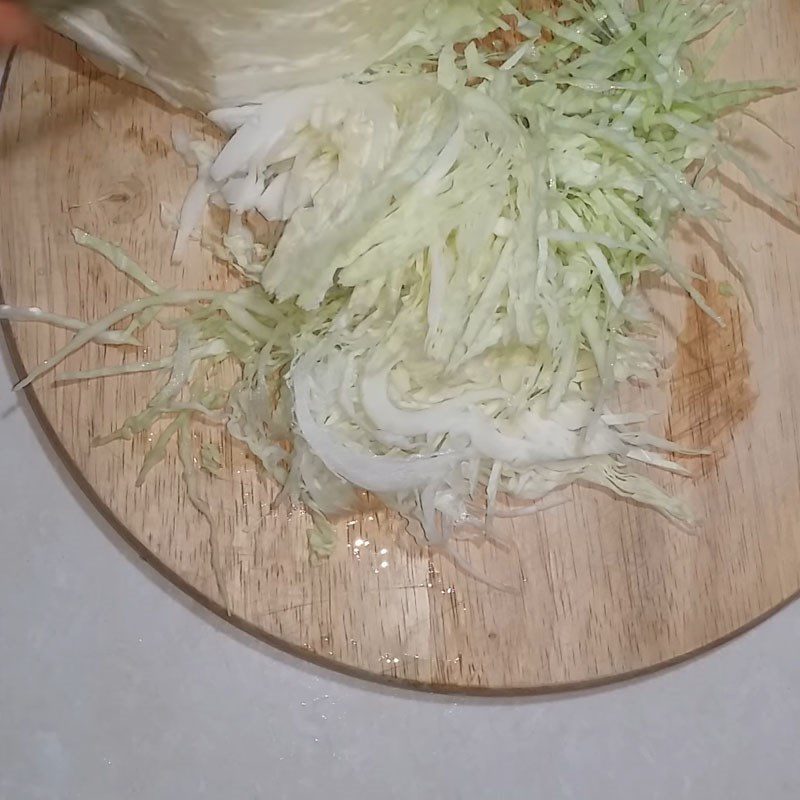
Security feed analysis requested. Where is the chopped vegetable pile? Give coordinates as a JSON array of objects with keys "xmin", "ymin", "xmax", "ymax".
[{"xmin": 2, "ymin": 0, "xmax": 792, "ymax": 557}]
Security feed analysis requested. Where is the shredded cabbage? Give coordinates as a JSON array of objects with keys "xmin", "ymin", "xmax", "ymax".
[{"xmin": 2, "ymin": 0, "xmax": 793, "ymax": 558}]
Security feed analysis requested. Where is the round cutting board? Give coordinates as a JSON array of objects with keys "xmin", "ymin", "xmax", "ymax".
[{"xmin": 2, "ymin": 10, "xmax": 800, "ymax": 693}]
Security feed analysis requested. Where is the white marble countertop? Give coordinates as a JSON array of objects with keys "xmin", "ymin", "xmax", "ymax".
[{"xmin": 1, "ymin": 348, "xmax": 799, "ymax": 800}]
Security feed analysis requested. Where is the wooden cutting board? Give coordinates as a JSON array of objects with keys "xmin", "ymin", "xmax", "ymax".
[{"xmin": 2, "ymin": 6, "xmax": 800, "ymax": 693}]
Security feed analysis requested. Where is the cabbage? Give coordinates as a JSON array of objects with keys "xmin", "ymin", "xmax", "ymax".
[
  {"xmin": 52, "ymin": 0, "xmax": 429, "ymax": 110},
  {"xmin": 3, "ymin": 0, "xmax": 791, "ymax": 556}
]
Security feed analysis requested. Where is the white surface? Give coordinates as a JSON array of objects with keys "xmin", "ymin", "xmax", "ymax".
[{"xmin": 1, "ymin": 348, "xmax": 799, "ymax": 800}]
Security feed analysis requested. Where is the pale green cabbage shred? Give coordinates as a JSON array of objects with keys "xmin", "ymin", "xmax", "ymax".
[{"xmin": 3, "ymin": 0, "xmax": 792, "ymax": 555}]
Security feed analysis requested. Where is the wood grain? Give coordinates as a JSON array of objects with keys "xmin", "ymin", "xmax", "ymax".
[{"xmin": 1, "ymin": 6, "xmax": 800, "ymax": 693}]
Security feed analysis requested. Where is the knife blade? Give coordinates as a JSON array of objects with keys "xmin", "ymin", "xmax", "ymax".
[{"xmin": 22, "ymin": 0, "xmax": 108, "ymax": 18}]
